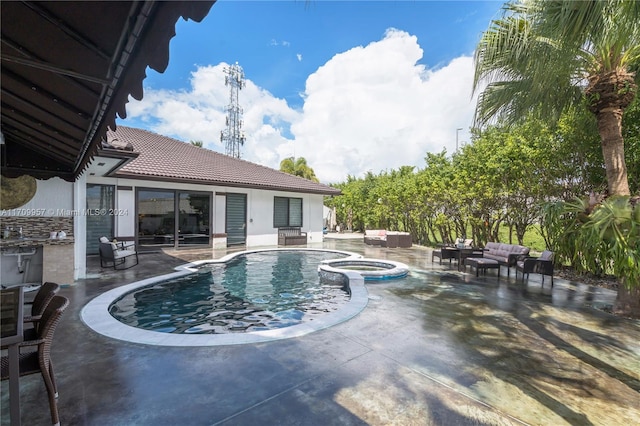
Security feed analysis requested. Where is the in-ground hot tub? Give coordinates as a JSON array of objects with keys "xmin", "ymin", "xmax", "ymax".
[{"xmin": 319, "ymin": 258, "xmax": 409, "ymax": 280}]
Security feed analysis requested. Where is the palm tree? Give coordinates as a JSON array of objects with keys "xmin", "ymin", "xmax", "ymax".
[
  {"xmin": 473, "ymin": 0, "xmax": 640, "ymax": 196},
  {"xmin": 279, "ymin": 157, "xmax": 319, "ymax": 182}
]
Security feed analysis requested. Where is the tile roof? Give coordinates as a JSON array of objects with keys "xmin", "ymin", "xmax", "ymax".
[{"xmin": 106, "ymin": 126, "xmax": 341, "ymax": 196}]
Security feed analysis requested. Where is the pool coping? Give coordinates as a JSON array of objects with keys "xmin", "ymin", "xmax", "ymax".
[{"xmin": 80, "ymin": 248, "xmax": 370, "ymax": 347}]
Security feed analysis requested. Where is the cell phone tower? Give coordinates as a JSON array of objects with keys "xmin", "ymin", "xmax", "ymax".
[{"xmin": 220, "ymin": 62, "xmax": 246, "ymax": 158}]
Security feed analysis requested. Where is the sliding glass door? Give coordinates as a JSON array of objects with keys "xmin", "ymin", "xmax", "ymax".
[
  {"xmin": 138, "ymin": 189, "xmax": 175, "ymax": 247},
  {"xmin": 137, "ymin": 189, "xmax": 211, "ymax": 248},
  {"xmin": 178, "ymin": 192, "xmax": 210, "ymax": 247}
]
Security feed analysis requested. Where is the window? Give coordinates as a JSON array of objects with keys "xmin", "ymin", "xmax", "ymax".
[{"xmin": 274, "ymin": 197, "xmax": 302, "ymax": 227}]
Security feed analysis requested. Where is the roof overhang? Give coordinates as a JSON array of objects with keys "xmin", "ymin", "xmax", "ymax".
[
  {"xmin": 86, "ymin": 149, "xmax": 139, "ymax": 178},
  {"xmin": 1, "ymin": 1, "xmax": 215, "ymax": 182}
]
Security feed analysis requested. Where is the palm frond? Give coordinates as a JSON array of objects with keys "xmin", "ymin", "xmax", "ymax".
[{"xmin": 473, "ymin": 0, "xmax": 640, "ymax": 128}]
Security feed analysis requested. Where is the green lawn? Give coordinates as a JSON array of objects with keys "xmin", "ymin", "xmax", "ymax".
[{"xmin": 498, "ymin": 224, "xmax": 547, "ymax": 253}]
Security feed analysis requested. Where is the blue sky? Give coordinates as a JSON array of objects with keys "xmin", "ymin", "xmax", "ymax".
[{"xmin": 121, "ymin": 0, "xmax": 504, "ymax": 183}]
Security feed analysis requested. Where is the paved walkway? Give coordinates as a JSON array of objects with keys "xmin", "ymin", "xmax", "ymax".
[{"xmin": 2, "ymin": 239, "xmax": 639, "ymax": 425}]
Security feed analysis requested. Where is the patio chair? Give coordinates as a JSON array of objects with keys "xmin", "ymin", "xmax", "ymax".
[
  {"xmin": 432, "ymin": 246, "xmax": 457, "ymax": 264},
  {"xmin": 0, "ymin": 282, "xmax": 61, "ymax": 350},
  {"xmin": 455, "ymin": 238, "xmax": 474, "ymax": 248},
  {"xmin": 23, "ymin": 282, "xmax": 61, "ymax": 339},
  {"xmin": 24, "ymin": 282, "xmax": 61, "ymax": 324},
  {"xmin": 516, "ymin": 250, "xmax": 555, "ymax": 287},
  {"xmin": 1, "ymin": 295, "xmax": 70, "ymax": 426},
  {"xmin": 99, "ymin": 236, "xmax": 139, "ymax": 270}
]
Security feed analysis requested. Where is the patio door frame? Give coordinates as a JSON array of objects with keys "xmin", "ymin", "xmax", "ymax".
[
  {"xmin": 136, "ymin": 187, "xmax": 212, "ymax": 249},
  {"xmin": 86, "ymin": 183, "xmax": 115, "ymax": 255},
  {"xmin": 225, "ymin": 192, "xmax": 247, "ymax": 246}
]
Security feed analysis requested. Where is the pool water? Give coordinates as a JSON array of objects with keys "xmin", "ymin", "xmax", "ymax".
[{"xmin": 109, "ymin": 251, "xmax": 350, "ymax": 334}]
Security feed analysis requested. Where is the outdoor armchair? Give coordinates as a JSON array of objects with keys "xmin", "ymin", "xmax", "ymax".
[
  {"xmin": 516, "ymin": 250, "xmax": 555, "ymax": 287},
  {"xmin": 99, "ymin": 236, "xmax": 139, "ymax": 270}
]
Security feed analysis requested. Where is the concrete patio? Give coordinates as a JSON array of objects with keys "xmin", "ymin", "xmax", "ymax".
[{"xmin": 2, "ymin": 235, "xmax": 639, "ymax": 425}]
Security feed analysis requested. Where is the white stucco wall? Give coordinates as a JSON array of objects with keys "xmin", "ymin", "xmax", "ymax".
[
  {"xmin": 244, "ymin": 190, "xmax": 327, "ymax": 247},
  {"xmin": 306, "ymin": 194, "xmax": 325, "ymax": 244},
  {"xmin": 214, "ymin": 194, "xmax": 226, "ymax": 234},
  {"xmin": 116, "ymin": 187, "xmax": 135, "ymax": 237},
  {"xmin": 3, "ymin": 177, "xmax": 73, "ymax": 214},
  {"xmin": 246, "ymin": 189, "xmax": 278, "ymax": 247}
]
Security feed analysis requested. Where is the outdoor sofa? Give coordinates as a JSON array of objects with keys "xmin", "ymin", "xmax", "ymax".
[
  {"xmin": 364, "ymin": 230, "xmax": 387, "ymax": 246},
  {"xmin": 383, "ymin": 231, "xmax": 412, "ymax": 248},
  {"xmin": 476, "ymin": 242, "xmax": 530, "ymax": 276},
  {"xmin": 364, "ymin": 230, "xmax": 412, "ymax": 247},
  {"xmin": 277, "ymin": 227, "xmax": 307, "ymax": 245}
]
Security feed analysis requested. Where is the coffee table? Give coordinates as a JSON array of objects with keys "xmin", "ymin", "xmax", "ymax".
[{"xmin": 464, "ymin": 257, "xmax": 500, "ymax": 277}]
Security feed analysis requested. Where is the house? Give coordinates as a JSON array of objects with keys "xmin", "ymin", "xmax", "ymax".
[
  {"xmin": 1, "ymin": 1, "xmax": 340, "ymax": 285},
  {"xmin": 89, "ymin": 126, "xmax": 341, "ymax": 250},
  {"xmin": 0, "ymin": 126, "xmax": 340, "ymax": 282}
]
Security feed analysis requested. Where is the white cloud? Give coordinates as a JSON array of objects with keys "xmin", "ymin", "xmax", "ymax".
[
  {"xmin": 297, "ymin": 53, "xmax": 303, "ymax": 62},
  {"xmin": 294, "ymin": 28, "xmax": 477, "ymax": 182},
  {"xmin": 124, "ymin": 29, "xmax": 477, "ymax": 184}
]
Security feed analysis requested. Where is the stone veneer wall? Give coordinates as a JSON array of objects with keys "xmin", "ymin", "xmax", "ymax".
[
  {"xmin": 0, "ymin": 216, "xmax": 74, "ymax": 239},
  {"xmin": 43, "ymin": 244, "xmax": 75, "ymax": 284}
]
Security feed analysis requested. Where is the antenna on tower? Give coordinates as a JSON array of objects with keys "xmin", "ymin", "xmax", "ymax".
[{"xmin": 220, "ymin": 62, "xmax": 246, "ymax": 158}]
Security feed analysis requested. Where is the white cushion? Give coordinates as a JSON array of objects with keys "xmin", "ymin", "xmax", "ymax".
[
  {"xmin": 114, "ymin": 249, "xmax": 136, "ymax": 260},
  {"xmin": 539, "ymin": 251, "xmax": 554, "ymax": 261},
  {"xmin": 100, "ymin": 236, "xmax": 110, "ymax": 243}
]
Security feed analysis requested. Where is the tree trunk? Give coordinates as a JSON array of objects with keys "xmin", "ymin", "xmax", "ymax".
[
  {"xmin": 614, "ymin": 285, "xmax": 640, "ymax": 319},
  {"xmin": 596, "ymin": 108, "xmax": 631, "ymax": 196}
]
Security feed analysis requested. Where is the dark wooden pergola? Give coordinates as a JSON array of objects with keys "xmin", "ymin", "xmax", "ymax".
[{"xmin": 1, "ymin": 1, "xmax": 216, "ymax": 182}]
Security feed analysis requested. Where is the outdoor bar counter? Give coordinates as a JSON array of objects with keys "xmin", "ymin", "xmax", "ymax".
[{"xmin": 0, "ymin": 237, "xmax": 75, "ymax": 285}]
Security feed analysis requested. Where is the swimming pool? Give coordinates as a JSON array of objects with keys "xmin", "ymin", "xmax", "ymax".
[
  {"xmin": 81, "ymin": 249, "xmax": 371, "ymax": 346},
  {"xmin": 109, "ymin": 250, "xmax": 352, "ymax": 334}
]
